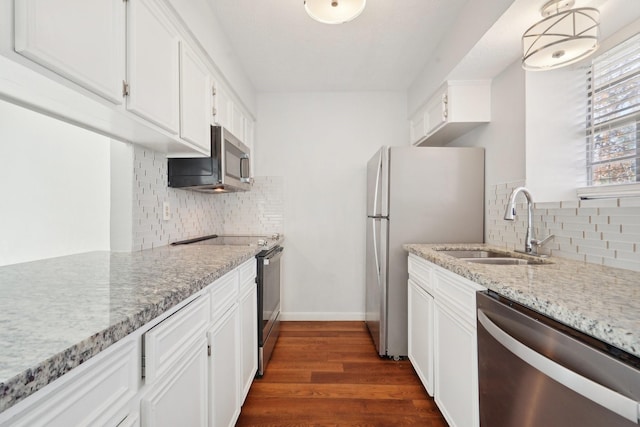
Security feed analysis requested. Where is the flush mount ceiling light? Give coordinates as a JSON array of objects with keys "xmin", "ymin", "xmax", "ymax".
[
  {"xmin": 522, "ymin": 0, "xmax": 599, "ymax": 71},
  {"xmin": 304, "ymin": 0, "xmax": 366, "ymax": 24}
]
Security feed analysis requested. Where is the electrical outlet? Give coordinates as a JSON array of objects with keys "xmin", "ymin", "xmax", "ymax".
[{"xmin": 163, "ymin": 201, "xmax": 171, "ymax": 221}]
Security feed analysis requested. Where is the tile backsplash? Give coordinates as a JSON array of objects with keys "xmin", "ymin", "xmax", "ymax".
[
  {"xmin": 132, "ymin": 146, "xmax": 283, "ymax": 251},
  {"xmin": 488, "ymin": 181, "xmax": 640, "ymax": 272}
]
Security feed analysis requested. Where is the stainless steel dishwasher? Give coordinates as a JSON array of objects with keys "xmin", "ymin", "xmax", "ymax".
[{"xmin": 477, "ymin": 291, "xmax": 640, "ymax": 427}]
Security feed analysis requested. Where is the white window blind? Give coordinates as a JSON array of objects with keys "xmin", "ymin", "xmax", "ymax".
[{"xmin": 586, "ymin": 33, "xmax": 640, "ymax": 188}]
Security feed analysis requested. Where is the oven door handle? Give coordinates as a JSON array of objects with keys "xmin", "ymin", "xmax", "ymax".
[{"xmin": 478, "ymin": 310, "xmax": 640, "ymax": 424}]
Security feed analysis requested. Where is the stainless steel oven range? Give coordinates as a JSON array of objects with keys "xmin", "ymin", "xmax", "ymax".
[{"xmin": 171, "ymin": 234, "xmax": 283, "ymax": 377}]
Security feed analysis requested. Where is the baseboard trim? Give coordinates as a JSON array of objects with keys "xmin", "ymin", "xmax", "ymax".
[{"xmin": 280, "ymin": 312, "xmax": 365, "ymax": 321}]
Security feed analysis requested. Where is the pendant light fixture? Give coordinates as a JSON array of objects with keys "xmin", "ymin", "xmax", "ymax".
[
  {"xmin": 304, "ymin": 0, "xmax": 366, "ymax": 25},
  {"xmin": 522, "ymin": 0, "xmax": 599, "ymax": 71}
]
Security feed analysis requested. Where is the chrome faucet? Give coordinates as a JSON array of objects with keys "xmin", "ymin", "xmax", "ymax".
[{"xmin": 504, "ymin": 186, "xmax": 553, "ymax": 255}]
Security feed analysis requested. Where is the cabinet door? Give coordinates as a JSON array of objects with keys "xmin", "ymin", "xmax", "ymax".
[
  {"xmin": 231, "ymin": 103, "xmax": 245, "ymax": 141},
  {"xmin": 408, "ymin": 280, "xmax": 434, "ymax": 396},
  {"xmin": 179, "ymin": 42, "xmax": 211, "ymax": 152},
  {"xmin": 140, "ymin": 337, "xmax": 208, "ymax": 427},
  {"xmin": 425, "ymin": 90, "xmax": 447, "ymax": 135},
  {"xmin": 208, "ymin": 306, "xmax": 241, "ymax": 427},
  {"xmin": 434, "ymin": 301, "xmax": 479, "ymax": 427},
  {"xmin": 127, "ymin": 0, "xmax": 179, "ymax": 134},
  {"xmin": 14, "ymin": 0, "xmax": 125, "ymax": 104},
  {"xmin": 212, "ymin": 82, "xmax": 231, "ymax": 129},
  {"xmin": 239, "ymin": 286, "xmax": 258, "ymax": 402}
]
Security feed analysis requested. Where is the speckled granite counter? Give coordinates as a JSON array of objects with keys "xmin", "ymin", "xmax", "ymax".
[
  {"xmin": 0, "ymin": 238, "xmax": 283, "ymax": 412},
  {"xmin": 404, "ymin": 243, "xmax": 640, "ymax": 359}
]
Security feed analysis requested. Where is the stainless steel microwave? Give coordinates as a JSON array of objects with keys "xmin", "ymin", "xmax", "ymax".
[{"xmin": 168, "ymin": 126, "xmax": 252, "ymax": 193}]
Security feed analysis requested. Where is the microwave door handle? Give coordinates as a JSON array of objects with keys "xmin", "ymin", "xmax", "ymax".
[{"xmin": 240, "ymin": 155, "xmax": 251, "ymax": 183}]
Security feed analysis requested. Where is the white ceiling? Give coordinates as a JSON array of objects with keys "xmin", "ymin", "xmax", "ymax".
[
  {"xmin": 208, "ymin": 0, "xmax": 639, "ymax": 94},
  {"xmin": 208, "ymin": 0, "xmax": 469, "ymax": 92}
]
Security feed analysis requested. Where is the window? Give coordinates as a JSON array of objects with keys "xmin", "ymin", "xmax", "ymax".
[{"xmin": 586, "ymin": 33, "xmax": 640, "ymax": 188}]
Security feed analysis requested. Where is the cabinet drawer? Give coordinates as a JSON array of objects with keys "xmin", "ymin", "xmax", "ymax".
[
  {"xmin": 210, "ymin": 270, "xmax": 239, "ymax": 320},
  {"xmin": 1, "ymin": 340, "xmax": 137, "ymax": 427},
  {"xmin": 408, "ymin": 254, "xmax": 433, "ymax": 293},
  {"xmin": 433, "ymin": 268, "xmax": 485, "ymax": 326},
  {"xmin": 143, "ymin": 294, "xmax": 210, "ymax": 384},
  {"xmin": 239, "ymin": 259, "xmax": 257, "ymax": 295}
]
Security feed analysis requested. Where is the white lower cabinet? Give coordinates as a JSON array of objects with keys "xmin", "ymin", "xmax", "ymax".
[
  {"xmin": 408, "ymin": 279, "xmax": 435, "ymax": 396},
  {"xmin": 239, "ymin": 263, "xmax": 258, "ymax": 402},
  {"xmin": 208, "ymin": 305, "xmax": 241, "ymax": 427},
  {"xmin": 140, "ymin": 295, "xmax": 210, "ymax": 427},
  {"xmin": 434, "ymin": 299, "xmax": 479, "ymax": 427},
  {"xmin": 140, "ymin": 337, "xmax": 209, "ymax": 427},
  {"xmin": 407, "ymin": 254, "xmax": 485, "ymax": 427},
  {"xmin": 0, "ymin": 339, "xmax": 138, "ymax": 427},
  {"xmin": 0, "ymin": 260, "xmax": 258, "ymax": 427}
]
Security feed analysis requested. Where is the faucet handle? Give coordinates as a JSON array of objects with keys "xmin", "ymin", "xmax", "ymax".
[
  {"xmin": 531, "ymin": 234, "xmax": 554, "ymax": 247},
  {"xmin": 531, "ymin": 235, "xmax": 554, "ymax": 256}
]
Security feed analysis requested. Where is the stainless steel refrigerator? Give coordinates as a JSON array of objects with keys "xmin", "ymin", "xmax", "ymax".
[{"xmin": 365, "ymin": 146, "xmax": 484, "ymax": 358}]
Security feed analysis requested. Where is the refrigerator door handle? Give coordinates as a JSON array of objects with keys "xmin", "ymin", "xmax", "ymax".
[
  {"xmin": 372, "ymin": 218, "xmax": 380, "ymax": 276},
  {"xmin": 371, "ymin": 151, "xmax": 382, "ymax": 217}
]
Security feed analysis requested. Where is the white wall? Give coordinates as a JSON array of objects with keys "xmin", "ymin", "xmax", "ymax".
[
  {"xmin": 255, "ymin": 92, "xmax": 407, "ymax": 319},
  {"xmin": 449, "ymin": 60, "xmax": 526, "ymax": 240},
  {"xmin": 0, "ymin": 100, "xmax": 111, "ymax": 266},
  {"xmin": 450, "ymin": 61, "xmax": 526, "ymax": 188},
  {"xmin": 525, "ymin": 66, "xmax": 586, "ymax": 202}
]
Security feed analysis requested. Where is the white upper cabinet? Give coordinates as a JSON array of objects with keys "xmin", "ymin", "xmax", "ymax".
[
  {"xmin": 411, "ymin": 80, "xmax": 491, "ymax": 147},
  {"xmin": 212, "ymin": 81, "xmax": 232, "ymax": 129},
  {"xmin": 126, "ymin": 0, "xmax": 180, "ymax": 135},
  {"xmin": 231, "ymin": 103, "xmax": 245, "ymax": 141},
  {"xmin": 179, "ymin": 42, "xmax": 211, "ymax": 153},
  {"xmin": 8, "ymin": 0, "xmax": 253, "ymax": 157},
  {"xmin": 14, "ymin": 0, "xmax": 125, "ymax": 104}
]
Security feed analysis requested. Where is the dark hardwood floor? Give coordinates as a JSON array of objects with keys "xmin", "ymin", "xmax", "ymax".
[{"xmin": 236, "ymin": 321, "xmax": 447, "ymax": 427}]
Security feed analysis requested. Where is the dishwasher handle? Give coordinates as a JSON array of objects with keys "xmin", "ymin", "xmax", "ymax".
[
  {"xmin": 262, "ymin": 246, "xmax": 284, "ymax": 265},
  {"xmin": 478, "ymin": 309, "xmax": 640, "ymax": 424}
]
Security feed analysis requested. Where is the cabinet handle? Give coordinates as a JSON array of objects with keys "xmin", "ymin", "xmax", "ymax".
[{"xmin": 212, "ymin": 107, "xmax": 217, "ymax": 116}]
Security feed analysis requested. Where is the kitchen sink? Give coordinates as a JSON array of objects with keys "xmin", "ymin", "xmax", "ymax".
[
  {"xmin": 437, "ymin": 249, "xmax": 551, "ymax": 265},
  {"xmin": 465, "ymin": 258, "xmax": 532, "ymax": 265},
  {"xmin": 438, "ymin": 250, "xmax": 507, "ymax": 259}
]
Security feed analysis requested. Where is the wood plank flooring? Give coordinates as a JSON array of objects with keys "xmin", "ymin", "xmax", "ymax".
[{"xmin": 236, "ymin": 321, "xmax": 447, "ymax": 427}]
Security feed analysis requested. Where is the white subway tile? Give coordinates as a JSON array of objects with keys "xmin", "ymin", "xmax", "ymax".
[
  {"xmin": 619, "ymin": 197, "xmax": 640, "ymax": 207},
  {"xmin": 578, "ymin": 246, "xmax": 612, "ymax": 258},
  {"xmin": 579, "ymin": 198, "xmax": 619, "ymax": 208},
  {"xmin": 608, "ymin": 241, "xmax": 635, "ymax": 252},
  {"xmin": 615, "ymin": 250, "xmax": 640, "ymax": 262},
  {"xmin": 610, "ymin": 214, "xmax": 640, "ymax": 225},
  {"xmin": 602, "ymin": 257, "xmax": 640, "ymax": 272},
  {"xmin": 595, "ymin": 223, "xmax": 622, "ymax": 233},
  {"xmin": 535, "ymin": 202, "xmax": 561, "ymax": 209},
  {"xmin": 573, "ymin": 238, "xmax": 608, "ymax": 249},
  {"xmin": 602, "ymin": 232, "xmax": 640, "ymax": 243},
  {"xmin": 560, "ymin": 200, "xmax": 579, "ymax": 208}
]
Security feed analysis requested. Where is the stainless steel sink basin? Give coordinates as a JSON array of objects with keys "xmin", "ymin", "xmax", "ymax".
[
  {"xmin": 465, "ymin": 258, "xmax": 531, "ymax": 265},
  {"xmin": 437, "ymin": 249, "xmax": 551, "ymax": 265},
  {"xmin": 438, "ymin": 250, "xmax": 507, "ymax": 259}
]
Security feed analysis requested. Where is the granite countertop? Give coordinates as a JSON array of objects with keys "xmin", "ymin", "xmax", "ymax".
[
  {"xmin": 404, "ymin": 243, "xmax": 640, "ymax": 359},
  {"xmin": 0, "ymin": 237, "xmax": 283, "ymax": 413}
]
